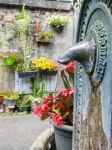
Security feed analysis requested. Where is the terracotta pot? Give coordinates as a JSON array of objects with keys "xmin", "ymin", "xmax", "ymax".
[{"xmin": 0, "ymin": 96, "xmax": 4, "ymax": 104}]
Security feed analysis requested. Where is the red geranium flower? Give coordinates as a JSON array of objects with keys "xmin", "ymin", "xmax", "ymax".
[
  {"xmin": 53, "ymin": 114, "xmax": 64, "ymax": 126},
  {"xmin": 43, "ymin": 95, "xmax": 54, "ymax": 105},
  {"xmin": 69, "ymin": 87, "xmax": 74, "ymax": 95},
  {"xmin": 60, "ymin": 89, "xmax": 69, "ymax": 99},
  {"xmin": 65, "ymin": 61, "xmax": 76, "ymax": 74},
  {"xmin": 41, "ymin": 104, "xmax": 49, "ymax": 111},
  {"xmin": 55, "ymin": 102, "xmax": 64, "ymax": 109},
  {"xmin": 33, "ymin": 104, "xmax": 42, "ymax": 117}
]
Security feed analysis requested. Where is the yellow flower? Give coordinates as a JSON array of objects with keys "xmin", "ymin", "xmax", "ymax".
[{"xmin": 31, "ymin": 56, "xmax": 56, "ymax": 70}]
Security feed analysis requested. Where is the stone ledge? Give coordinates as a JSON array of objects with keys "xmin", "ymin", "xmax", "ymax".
[
  {"xmin": 30, "ymin": 128, "xmax": 56, "ymax": 150},
  {"xmin": 0, "ymin": 0, "xmax": 72, "ymax": 11}
]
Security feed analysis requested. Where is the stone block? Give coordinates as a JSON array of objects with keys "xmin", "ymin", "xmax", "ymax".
[
  {"xmin": 3, "ymin": 14, "xmax": 14, "ymax": 22},
  {"xmin": 0, "ymin": 0, "xmax": 72, "ymax": 11}
]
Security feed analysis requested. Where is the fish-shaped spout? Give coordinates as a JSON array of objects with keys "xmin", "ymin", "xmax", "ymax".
[{"xmin": 58, "ymin": 37, "xmax": 96, "ymax": 74}]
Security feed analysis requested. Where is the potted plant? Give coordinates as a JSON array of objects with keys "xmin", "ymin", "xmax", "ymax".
[
  {"xmin": 3, "ymin": 91, "xmax": 20, "ymax": 107},
  {"xmin": 14, "ymin": 3, "xmax": 35, "ymax": 78},
  {"xmin": 31, "ymin": 56, "xmax": 58, "ymax": 92},
  {"xmin": 0, "ymin": 49, "xmax": 21, "ymax": 70},
  {"xmin": 35, "ymin": 31, "xmax": 54, "ymax": 44},
  {"xmin": 32, "ymin": 56, "xmax": 58, "ymax": 75},
  {"xmin": 49, "ymin": 15, "xmax": 69, "ymax": 33},
  {"xmin": 16, "ymin": 62, "xmax": 38, "ymax": 78},
  {"xmin": 16, "ymin": 95, "xmax": 32, "ymax": 112},
  {"xmin": 33, "ymin": 61, "xmax": 75, "ymax": 150}
]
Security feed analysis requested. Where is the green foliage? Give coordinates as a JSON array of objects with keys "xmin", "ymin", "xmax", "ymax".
[
  {"xmin": 3, "ymin": 51, "xmax": 21, "ymax": 69},
  {"xmin": 0, "ymin": 91, "xmax": 20, "ymax": 100},
  {"xmin": 14, "ymin": 3, "xmax": 30, "ymax": 37},
  {"xmin": 4, "ymin": 56, "xmax": 16, "ymax": 66},
  {"xmin": 32, "ymin": 74, "xmax": 46, "ymax": 100},
  {"xmin": 16, "ymin": 63, "xmax": 29, "ymax": 72},
  {"xmin": 14, "ymin": 3, "xmax": 32, "ymax": 71},
  {"xmin": 16, "ymin": 61, "xmax": 37, "ymax": 72},
  {"xmin": 16, "ymin": 95, "xmax": 32, "ymax": 107},
  {"xmin": 49, "ymin": 15, "xmax": 69, "ymax": 27},
  {"xmin": 36, "ymin": 81, "xmax": 46, "ymax": 98},
  {"xmin": 38, "ymin": 31, "xmax": 54, "ymax": 41},
  {"xmin": 73, "ymin": 0, "xmax": 77, "ymax": 4}
]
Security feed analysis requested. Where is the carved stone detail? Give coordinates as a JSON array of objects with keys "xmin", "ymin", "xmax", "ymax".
[
  {"xmin": 88, "ymin": 20, "xmax": 107, "ymax": 84},
  {"xmin": 73, "ymin": 0, "xmax": 112, "ymax": 150}
]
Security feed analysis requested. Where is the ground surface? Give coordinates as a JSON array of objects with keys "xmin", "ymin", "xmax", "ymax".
[{"xmin": 0, "ymin": 114, "xmax": 50, "ymax": 150}]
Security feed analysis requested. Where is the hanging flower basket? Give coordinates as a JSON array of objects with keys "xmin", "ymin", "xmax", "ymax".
[
  {"xmin": 53, "ymin": 25, "xmax": 65, "ymax": 33},
  {"xmin": 49, "ymin": 15, "xmax": 69, "ymax": 33},
  {"xmin": 36, "ymin": 38, "xmax": 53, "ymax": 45},
  {"xmin": 35, "ymin": 31, "xmax": 54, "ymax": 45},
  {"xmin": 18, "ymin": 70, "xmax": 38, "ymax": 78}
]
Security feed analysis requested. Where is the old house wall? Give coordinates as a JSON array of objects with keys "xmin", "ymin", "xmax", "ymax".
[{"xmin": 0, "ymin": 1, "xmax": 73, "ymax": 91}]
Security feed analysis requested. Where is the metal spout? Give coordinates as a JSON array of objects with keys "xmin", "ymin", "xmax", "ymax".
[{"xmin": 58, "ymin": 37, "xmax": 96, "ymax": 74}]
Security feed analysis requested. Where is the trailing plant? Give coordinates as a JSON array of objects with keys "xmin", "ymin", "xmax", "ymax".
[
  {"xmin": 16, "ymin": 61, "xmax": 37, "ymax": 72},
  {"xmin": 14, "ymin": 3, "xmax": 32, "ymax": 71},
  {"xmin": 49, "ymin": 15, "xmax": 69, "ymax": 28}
]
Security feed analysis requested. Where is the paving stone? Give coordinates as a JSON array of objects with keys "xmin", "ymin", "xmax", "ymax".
[{"xmin": 0, "ymin": 114, "xmax": 50, "ymax": 150}]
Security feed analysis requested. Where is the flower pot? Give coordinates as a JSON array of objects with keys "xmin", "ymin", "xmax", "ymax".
[
  {"xmin": 54, "ymin": 124, "xmax": 73, "ymax": 150},
  {"xmin": 0, "ymin": 96, "xmax": 4, "ymax": 104},
  {"xmin": 18, "ymin": 70, "xmax": 38, "ymax": 78},
  {"xmin": 16, "ymin": 106, "xmax": 31, "ymax": 112},
  {"xmin": 53, "ymin": 26, "xmax": 64, "ymax": 33},
  {"xmin": 3, "ymin": 99, "xmax": 16, "ymax": 106}
]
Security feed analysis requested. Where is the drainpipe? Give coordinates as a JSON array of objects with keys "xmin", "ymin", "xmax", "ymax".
[{"xmin": 72, "ymin": 5, "xmax": 79, "ymax": 44}]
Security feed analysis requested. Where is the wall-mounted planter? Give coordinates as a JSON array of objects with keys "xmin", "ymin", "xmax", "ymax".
[
  {"xmin": 39, "ymin": 70, "xmax": 57, "ymax": 75},
  {"xmin": 18, "ymin": 70, "xmax": 38, "ymax": 78},
  {"xmin": 15, "ymin": 70, "xmax": 58, "ymax": 94},
  {"xmin": 36, "ymin": 38, "xmax": 53, "ymax": 45},
  {"xmin": 39, "ymin": 70, "xmax": 58, "ymax": 92}
]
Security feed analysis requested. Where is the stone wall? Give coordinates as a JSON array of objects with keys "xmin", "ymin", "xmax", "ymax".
[{"xmin": 0, "ymin": 1, "xmax": 73, "ymax": 91}]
